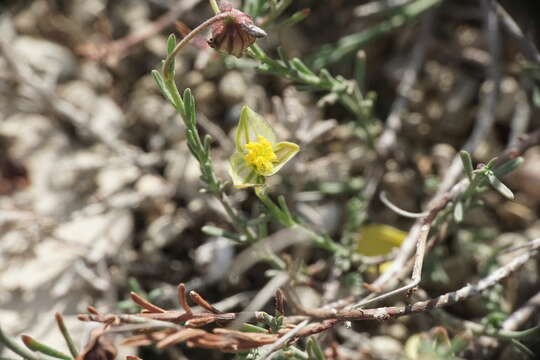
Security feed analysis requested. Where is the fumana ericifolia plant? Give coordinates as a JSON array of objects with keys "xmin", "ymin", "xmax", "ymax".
[{"xmin": 152, "ymin": 0, "xmax": 345, "ymax": 254}]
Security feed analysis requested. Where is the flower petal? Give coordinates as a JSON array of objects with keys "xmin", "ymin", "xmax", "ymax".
[
  {"xmin": 258, "ymin": 141, "xmax": 300, "ymax": 176},
  {"xmin": 357, "ymin": 224, "xmax": 406, "ymax": 257},
  {"xmin": 235, "ymin": 106, "xmax": 277, "ymax": 151},
  {"xmin": 229, "ymin": 152, "xmax": 265, "ymax": 188}
]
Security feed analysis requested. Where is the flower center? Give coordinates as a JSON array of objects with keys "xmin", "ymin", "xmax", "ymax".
[{"xmin": 244, "ymin": 135, "xmax": 277, "ymax": 174}]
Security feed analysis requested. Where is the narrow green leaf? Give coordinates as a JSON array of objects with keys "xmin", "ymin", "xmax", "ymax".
[
  {"xmin": 319, "ymin": 69, "xmax": 336, "ymax": 85},
  {"xmin": 459, "ymin": 150, "xmax": 474, "ymax": 181},
  {"xmin": 511, "ymin": 339, "xmax": 535, "ymax": 358},
  {"xmin": 277, "ymin": 8, "xmax": 311, "ymax": 28},
  {"xmin": 151, "ymin": 69, "xmax": 165, "ymax": 92},
  {"xmin": 183, "ymin": 88, "xmax": 197, "ymax": 127},
  {"xmin": 186, "ymin": 129, "xmax": 202, "ymax": 159},
  {"xmin": 152, "ymin": 70, "xmax": 176, "ymax": 106},
  {"xmin": 22, "ymin": 336, "xmax": 71, "ymax": 360},
  {"xmin": 453, "ymin": 200, "xmax": 464, "ymax": 223},
  {"xmin": 167, "ymin": 34, "xmax": 176, "ymax": 55},
  {"xmin": 249, "ymin": 43, "xmax": 267, "ymax": 59},
  {"xmin": 485, "ymin": 157, "xmax": 499, "ymax": 170},
  {"xmin": 355, "ymin": 50, "xmax": 367, "ymax": 94},
  {"xmin": 202, "ymin": 225, "xmax": 225, "ymax": 237},
  {"xmin": 306, "ymin": 337, "xmax": 325, "ymax": 360},
  {"xmin": 277, "ymin": 47, "xmax": 291, "ymax": 69},
  {"xmin": 533, "ymin": 86, "xmax": 540, "ymax": 108},
  {"xmin": 202, "ymin": 225, "xmax": 244, "ymax": 241},
  {"xmin": 165, "ymin": 34, "xmax": 177, "ymax": 77},
  {"xmin": 203, "ymin": 134, "xmax": 213, "ymax": 154},
  {"xmin": 487, "ymin": 172, "xmax": 514, "ymax": 200},
  {"xmin": 277, "ymin": 195, "xmax": 294, "ymax": 222},
  {"xmin": 240, "ymin": 323, "xmax": 269, "ymax": 333},
  {"xmin": 0, "ymin": 327, "xmax": 38, "ymax": 360},
  {"xmin": 309, "ymin": 0, "xmax": 443, "ymax": 69},
  {"xmin": 493, "ymin": 157, "xmax": 524, "ymax": 178},
  {"xmin": 290, "ymin": 58, "xmax": 317, "ymax": 77},
  {"xmin": 54, "ymin": 313, "xmax": 79, "ymax": 358}
]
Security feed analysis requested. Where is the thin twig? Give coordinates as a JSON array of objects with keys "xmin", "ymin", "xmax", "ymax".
[
  {"xmin": 229, "ymin": 272, "xmax": 290, "ymax": 329},
  {"xmin": 508, "ymin": 89, "xmax": 531, "ymax": 147},
  {"xmin": 496, "ymin": 3, "xmax": 540, "ymax": 64},
  {"xmin": 502, "ymin": 291, "xmax": 540, "ymax": 331},
  {"xmin": 288, "ymin": 238, "xmax": 540, "ymax": 320},
  {"xmin": 257, "ymin": 320, "xmax": 309, "ymax": 360},
  {"xmin": 379, "ymin": 191, "xmax": 429, "ymax": 218}
]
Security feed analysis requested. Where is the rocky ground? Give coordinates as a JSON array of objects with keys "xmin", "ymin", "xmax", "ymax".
[{"xmin": 1, "ymin": 0, "xmax": 540, "ymax": 359}]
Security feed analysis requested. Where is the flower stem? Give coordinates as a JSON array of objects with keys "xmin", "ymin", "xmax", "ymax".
[
  {"xmin": 209, "ymin": 0, "xmax": 221, "ymax": 15},
  {"xmin": 162, "ymin": 12, "xmax": 231, "ymax": 80},
  {"xmin": 0, "ymin": 327, "xmax": 38, "ymax": 360},
  {"xmin": 55, "ymin": 313, "xmax": 79, "ymax": 358},
  {"xmin": 255, "ymin": 187, "xmax": 295, "ymax": 227},
  {"xmin": 255, "ymin": 188, "xmax": 348, "ymax": 255}
]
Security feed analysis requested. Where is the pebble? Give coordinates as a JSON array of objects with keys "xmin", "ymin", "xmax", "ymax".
[
  {"xmin": 14, "ymin": 36, "xmax": 77, "ymax": 82},
  {"xmin": 219, "ymin": 71, "xmax": 247, "ymax": 105}
]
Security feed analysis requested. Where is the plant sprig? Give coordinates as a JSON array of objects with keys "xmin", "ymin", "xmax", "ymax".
[
  {"xmin": 153, "ymin": 34, "xmax": 257, "ymax": 243},
  {"xmin": 246, "ymin": 44, "xmax": 377, "ymax": 147},
  {"xmin": 446, "ymin": 151, "xmax": 523, "ymax": 225}
]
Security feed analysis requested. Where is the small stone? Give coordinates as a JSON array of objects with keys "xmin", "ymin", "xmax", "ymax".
[
  {"xmin": 80, "ymin": 62, "xmax": 113, "ymax": 91},
  {"xmin": 508, "ymin": 148, "xmax": 540, "ymax": 201},
  {"xmin": 136, "ymin": 174, "xmax": 174, "ymax": 198},
  {"xmin": 57, "ymin": 81, "xmax": 96, "ymax": 111},
  {"xmin": 369, "ymin": 336, "xmax": 403, "ymax": 357},
  {"xmin": 193, "ymin": 237, "xmax": 235, "ymax": 284},
  {"xmin": 14, "ymin": 36, "xmax": 77, "ymax": 82},
  {"xmin": 91, "ymin": 96, "xmax": 126, "ymax": 140},
  {"xmin": 383, "ymin": 323, "xmax": 408, "ymax": 341},
  {"xmin": 144, "ymin": 212, "xmax": 189, "ymax": 251},
  {"xmin": 219, "ymin": 71, "xmax": 247, "ymax": 105},
  {"xmin": 294, "ymin": 286, "xmax": 321, "ymax": 309},
  {"xmin": 97, "ymin": 165, "xmax": 140, "ymax": 197},
  {"xmin": 194, "ymin": 81, "xmax": 218, "ymax": 105}
]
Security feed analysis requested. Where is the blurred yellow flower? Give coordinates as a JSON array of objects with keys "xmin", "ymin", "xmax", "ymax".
[
  {"xmin": 357, "ymin": 224, "xmax": 407, "ymax": 273},
  {"xmin": 229, "ymin": 106, "xmax": 300, "ymax": 188}
]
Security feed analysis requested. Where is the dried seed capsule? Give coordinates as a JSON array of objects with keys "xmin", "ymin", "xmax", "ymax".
[{"xmin": 208, "ymin": 8, "xmax": 267, "ymax": 58}]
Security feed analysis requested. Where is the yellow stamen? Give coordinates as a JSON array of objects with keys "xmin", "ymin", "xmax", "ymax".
[{"xmin": 244, "ymin": 135, "xmax": 277, "ymax": 174}]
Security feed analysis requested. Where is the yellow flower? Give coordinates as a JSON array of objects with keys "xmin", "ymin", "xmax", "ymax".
[
  {"xmin": 229, "ymin": 106, "xmax": 300, "ymax": 188},
  {"xmin": 244, "ymin": 135, "xmax": 278, "ymax": 174},
  {"xmin": 357, "ymin": 224, "xmax": 407, "ymax": 273}
]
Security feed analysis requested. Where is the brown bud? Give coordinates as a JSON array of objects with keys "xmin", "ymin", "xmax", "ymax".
[{"xmin": 208, "ymin": 8, "xmax": 267, "ymax": 58}]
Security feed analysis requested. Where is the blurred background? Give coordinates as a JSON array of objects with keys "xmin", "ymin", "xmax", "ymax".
[{"xmin": 1, "ymin": 0, "xmax": 540, "ymax": 359}]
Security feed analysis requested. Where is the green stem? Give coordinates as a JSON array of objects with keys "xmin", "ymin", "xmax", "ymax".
[
  {"xmin": 162, "ymin": 12, "xmax": 231, "ymax": 80},
  {"xmin": 0, "ymin": 327, "xmax": 38, "ymax": 360},
  {"xmin": 55, "ymin": 313, "xmax": 79, "ymax": 358},
  {"xmin": 219, "ymin": 192, "xmax": 258, "ymax": 242},
  {"xmin": 255, "ymin": 187, "xmax": 294, "ymax": 227},
  {"xmin": 255, "ymin": 188, "xmax": 347, "ymax": 255},
  {"xmin": 22, "ymin": 335, "xmax": 71, "ymax": 360},
  {"xmin": 209, "ymin": 0, "xmax": 221, "ymax": 14},
  {"xmin": 260, "ymin": 0, "xmax": 293, "ymax": 26}
]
